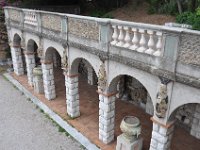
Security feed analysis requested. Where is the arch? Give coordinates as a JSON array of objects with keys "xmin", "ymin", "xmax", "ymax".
[
  {"xmin": 44, "ymin": 46, "xmax": 62, "ymax": 62},
  {"xmin": 26, "ymin": 39, "xmax": 38, "ymax": 52},
  {"xmin": 70, "ymin": 57, "xmax": 98, "ymax": 77},
  {"xmin": 43, "ymin": 39, "xmax": 64, "ymax": 58},
  {"xmin": 13, "ymin": 33, "xmax": 21, "ymax": 46},
  {"xmin": 107, "ymin": 61, "xmax": 160, "ymax": 107},
  {"xmin": 168, "ymin": 103, "xmax": 197, "ymax": 122},
  {"xmin": 168, "ymin": 82, "xmax": 200, "ymax": 121},
  {"xmin": 108, "ymin": 74, "xmax": 155, "ymax": 109},
  {"xmin": 25, "ymin": 33, "xmax": 40, "ymax": 48}
]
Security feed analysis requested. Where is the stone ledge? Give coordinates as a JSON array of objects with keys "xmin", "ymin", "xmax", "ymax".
[{"xmin": 3, "ymin": 72, "xmax": 100, "ymax": 150}]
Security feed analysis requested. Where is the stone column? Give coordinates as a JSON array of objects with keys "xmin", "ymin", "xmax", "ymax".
[
  {"xmin": 190, "ymin": 104, "xmax": 200, "ymax": 139},
  {"xmin": 150, "ymin": 118, "xmax": 175, "ymax": 150},
  {"xmin": 98, "ymin": 92, "xmax": 116, "ymax": 144},
  {"xmin": 25, "ymin": 52, "xmax": 36, "ymax": 86},
  {"xmin": 10, "ymin": 46, "xmax": 24, "ymax": 75},
  {"xmin": 87, "ymin": 66, "xmax": 94, "ymax": 85},
  {"xmin": 41, "ymin": 61, "xmax": 56, "ymax": 100},
  {"xmin": 65, "ymin": 74, "xmax": 80, "ymax": 118}
]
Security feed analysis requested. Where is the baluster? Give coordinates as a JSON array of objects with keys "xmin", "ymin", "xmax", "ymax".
[
  {"xmin": 153, "ymin": 32, "xmax": 163, "ymax": 56},
  {"xmin": 111, "ymin": 25, "xmax": 118, "ymax": 46},
  {"xmin": 130, "ymin": 28, "xmax": 139, "ymax": 51},
  {"xmin": 116, "ymin": 26, "xmax": 124, "ymax": 47},
  {"xmin": 123, "ymin": 26, "xmax": 131, "ymax": 48},
  {"xmin": 137, "ymin": 29, "xmax": 147, "ymax": 53},
  {"xmin": 145, "ymin": 30, "xmax": 155, "ymax": 55}
]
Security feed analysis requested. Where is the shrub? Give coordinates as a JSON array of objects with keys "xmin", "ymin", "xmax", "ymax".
[{"xmin": 176, "ymin": 10, "xmax": 200, "ymax": 30}]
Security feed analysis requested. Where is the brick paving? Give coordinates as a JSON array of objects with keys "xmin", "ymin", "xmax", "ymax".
[{"xmin": 11, "ymin": 69, "xmax": 200, "ymax": 150}]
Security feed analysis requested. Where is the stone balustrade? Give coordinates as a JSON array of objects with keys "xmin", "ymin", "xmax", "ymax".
[
  {"xmin": 24, "ymin": 10, "xmax": 38, "ymax": 26},
  {"xmin": 111, "ymin": 23, "xmax": 164, "ymax": 57}
]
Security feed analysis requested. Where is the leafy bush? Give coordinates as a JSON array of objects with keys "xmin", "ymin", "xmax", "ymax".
[{"xmin": 176, "ymin": 9, "xmax": 200, "ymax": 30}]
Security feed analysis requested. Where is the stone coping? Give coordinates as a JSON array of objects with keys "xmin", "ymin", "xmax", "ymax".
[{"xmin": 3, "ymin": 73, "xmax": 100, "ymax": 150}]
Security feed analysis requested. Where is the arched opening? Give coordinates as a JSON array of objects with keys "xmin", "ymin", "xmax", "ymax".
[
  {"xmin": 25, "ymin": 39, "xmax": 40, "ymax": 86},
  {"xmin": 108, "ymin": 74, "xmax": 154, "ymax": 150},
  {"xmin": 27, "ymin": 39, "xmax": 40, "ymax": 66},
  {"xmin": 44, "ymin": 47, "xmax": 65, "ymax": 100},
  {"xmin": 168, "ymin": 103, "xmax": 200, "ymax": 150},
  {"xmin": 12, "ymin": 34, "xmax": 25, "ymax": 75},
  {"xmin": 69, "ymin": 57, "xmax": 99, "ymax": 142}
]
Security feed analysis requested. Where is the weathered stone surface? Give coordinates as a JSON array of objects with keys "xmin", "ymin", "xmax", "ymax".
[
  {"xmin": 42, "ymin": 14, "xmax": 61, "ymax": 31},
  {"xmin": 8, "ymin": 9, "xmax": 20, "ymax": 22},
  {"xmin": 68, "ymin": 18, "xmax": 99, "ymax": 40},
  {"xmin": 179, "ymin": 33, "xmax": 200, "ymax": 66}
]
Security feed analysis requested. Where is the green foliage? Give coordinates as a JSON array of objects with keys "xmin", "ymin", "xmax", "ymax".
[
  {"xmin": 90, "ymin": 9, "xmax": 113, "ymax": 18},
  {"xmin": 176, "ymin": 9, "xmax": 200, "ymax": 30}
]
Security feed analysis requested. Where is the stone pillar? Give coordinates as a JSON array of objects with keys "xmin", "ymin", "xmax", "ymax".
[
  {"xmin": 190, "ymin": 104, "xmax": 200, "ymax": 139},
  {"xmin": 98, "ymin": 92, "xmax": 116, "ymax": 144},
  {"xmin": 25, "ymin": 52, "xmax": 36, "ymax": 86},
  {"xmin": 87, "ymin": 66, "xmax": 94, "ymax": 85},
  {"xmin": 65, "ymin": 74, "xmax": 80, "ymax": 118},
  {"xmin": 10, "ymin": 46, "xmax": 24, "ymax": 75},
  {"xmin": 41, "ymin": 62, "xmax": 56, "ymax": 100},
  {"xmin": 150, "ymin": 118, "xmax": 175, "ymax": 150}
]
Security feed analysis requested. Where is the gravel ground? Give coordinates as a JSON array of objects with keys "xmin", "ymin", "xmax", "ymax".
[{"xmin": 0, "ymin": 75, "xmax": 83, "ymax": 150}]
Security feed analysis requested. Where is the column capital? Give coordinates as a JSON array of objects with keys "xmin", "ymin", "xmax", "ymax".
[
  {"xmin": 24, "ymin": 51, "xmax": 35, "ymax": 55},
  {"xmin": 150, "ymin": 117, "xmax": 175, "ymax": 129},
  {"xmin": 97, "ymin": 90, "xmax": 118, "ymax": 97},
  {"xmin": 40, "ymin": 60, "xmax": 53, "ymax": 64},
  {"xmin": 64, "ymin": 72, "xmax": 79, "ymax": 78}
]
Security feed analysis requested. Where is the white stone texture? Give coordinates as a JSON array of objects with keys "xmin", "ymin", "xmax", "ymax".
[
  {"xmin": 116, "ymin": 134, "xmax": 143, "ymax": 150},
  {"xmin": 42, "ymin": 63, "xmax": 56, "ymax": 100},
  {"xmin": 11, "ymin": 47, "xmax": 24, "ymax": 76},
  {"xmin": 65, "ymin": 76, "xmax": 80, "ymax": 118},
  {"xmin": 99, "ymin": 94, "xmax": 115, "ymax": 144},
  {"xmin": 25, "ymin": 53, "xmax": 36, "ymax": 86},
  {"xmin": 190, "ymin": 104, "xmax": 200, "ymax": 139},
  {"xmin": 150, "ymin": 122, "xmax": 174, "ymax": 150}
]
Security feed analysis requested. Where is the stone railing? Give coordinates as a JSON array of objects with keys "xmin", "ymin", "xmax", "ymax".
[
  {"xmin": 24, "ymin": 10, "xmax": 38, "ymax": 26},
  {"xmin": 110, "ymin": 20, "xmax": 164, "ymax": 57}
]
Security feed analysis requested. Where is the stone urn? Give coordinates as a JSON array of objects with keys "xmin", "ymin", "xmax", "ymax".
[
  {"xmin": 120, "ymin": 116, "xmax": 141, "ymax": 142},
  {"xmin": 33, "ymin": 66, "xmax": 44, "ymax": 94},
  {"xmin": 33, "ymin": 66, "xmax": 43, "ymax": 79}
]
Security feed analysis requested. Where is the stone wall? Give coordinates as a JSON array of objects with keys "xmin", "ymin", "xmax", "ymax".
[
  {"xmin": 68, "ymin": 18, "xmax": 99, "ymax": 40},
  {"xmin": 178, "ymin": 33, "xmax": 200, "ymax": 66},
  {"xmin": 8, "ymin": 9, "xmax": 20, "ymax": 22},
  {"xmin": 41, "ymin": 14, "xmax": 62, "ymax": 32},
  {"xmin": 175, "ymin": 104, "xmax": 196, "ymax": 131}
]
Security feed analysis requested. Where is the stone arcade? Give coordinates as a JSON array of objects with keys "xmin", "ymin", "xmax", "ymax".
[{"xmin": 4, "ymin": 6, "xmax": 200, "ymax": 150}]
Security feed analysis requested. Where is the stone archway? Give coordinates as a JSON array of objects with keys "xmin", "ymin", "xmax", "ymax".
[
  {"xmin": 42, "ymin": 47, "xmax": 64, "ymax": 100},
  {"xmin": 66, "ymin": 57, "xmax": 98, "ymax": 118},
  {"xmin": 165, "ymin": 103, "xmax": 200, "ymax": 150},
  {"xmin": 98, "ymin": 74, "xmax": 154, "ymax": 146},
  {"xmin": 25, "ymin": 39, "xmax": 40, "ymax": 86},
  {"xmin": 11, "ymin": 33, "xmax": 25, "ymax": 75}
]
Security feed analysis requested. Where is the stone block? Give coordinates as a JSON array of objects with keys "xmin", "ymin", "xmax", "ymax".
[
  {"xmin": 104, "ymin": 123, "xmax": 114, "ymax": 132},
  {"xmin": 152, "ymin": 131, "xmax": 168, "ymax": 144},
  {"xmin": 104, "ymin": 110, "xmax": 115, "ymax": 119},
  {"xmin": 99, "ymin": 94, "xmax": 104, "ymax": 102},
  {"xmin": 67, "ymin": 77, "xmax": 78, "ymax": 84},
  {"xmin": 99, "ymin": 116, "xmax": 111, "ymax": 126},
  {"xmin": 68, "ymin": 88, "xmax": 78, "ymax": 96},
  {"xmin": 103, "ymin": 134, "xmax": 114, "ymax": 144},
  {"xmin": 150, "ymin": 138, "xmax": 158, "ymax": 148},
  {"xmin": 99, "ymin": 102, "xmax": 111, "ymax": 112},
  {"xmin": 153, "ymin": 123, "xmax": 159, "ymax": 132}
]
